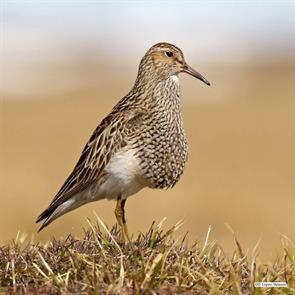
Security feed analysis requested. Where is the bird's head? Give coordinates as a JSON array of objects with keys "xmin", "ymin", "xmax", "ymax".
[{"xmin": 141, "ymin": 42, "xmax": 210, "ymax": 86}]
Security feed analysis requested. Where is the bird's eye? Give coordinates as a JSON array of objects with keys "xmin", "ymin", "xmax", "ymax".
[{"xmin": 165, "ymin": 51, "xmax": 173, "ymax": 57}]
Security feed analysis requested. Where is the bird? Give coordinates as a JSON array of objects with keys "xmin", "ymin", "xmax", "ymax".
[{"xmin": 36, "ymin": 42, "xmax": 210, "ymax": 242}]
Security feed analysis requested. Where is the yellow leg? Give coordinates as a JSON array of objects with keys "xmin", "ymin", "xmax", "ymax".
[{"xmin": 115, "ymin": 198, "xmax": 130, "ymax": 243}]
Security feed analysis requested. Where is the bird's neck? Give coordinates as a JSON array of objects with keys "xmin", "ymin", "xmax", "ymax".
[{"xmin": 131, "ymin": 74, "xmax": 181, "ymax": 110}]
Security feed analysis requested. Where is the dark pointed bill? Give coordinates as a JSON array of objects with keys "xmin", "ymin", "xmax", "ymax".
[{"xmin": 183, "ymin": 64, "xmax": 210, "ymax": 86}]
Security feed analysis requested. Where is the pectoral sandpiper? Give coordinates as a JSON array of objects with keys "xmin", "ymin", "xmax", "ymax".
[{"xmin": 36, "ymin": 42, "xmax": 210, "ymax": 241}]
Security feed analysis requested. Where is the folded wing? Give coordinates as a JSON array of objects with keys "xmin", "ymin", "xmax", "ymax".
[{"xmin": 36, "ymin": 108, "xmax": 145, "ymax": 231}]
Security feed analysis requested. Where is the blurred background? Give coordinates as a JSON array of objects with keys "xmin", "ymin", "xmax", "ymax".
[{"xmin": 0, "ymin": 1, "xmax": 294, "ymax": 260}]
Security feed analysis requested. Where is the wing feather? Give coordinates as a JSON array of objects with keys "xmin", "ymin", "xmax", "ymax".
[
  {"xmin": 50, "ymin": 116, "xmax": 124, "ymax": 206},
  {"xmin": 36, "ymin": 108, "xmax": 145, "ymax": 226}
]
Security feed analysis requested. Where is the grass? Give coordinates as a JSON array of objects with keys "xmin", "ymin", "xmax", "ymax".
[{"xmin": 0, "ymin": 217, "xmax": 294, "ymax": 295}]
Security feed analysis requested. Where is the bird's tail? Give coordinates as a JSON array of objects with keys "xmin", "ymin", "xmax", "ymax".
[
  {"xmin": 36, "ymin": 202, "xmax": 62, "ymax": 232},
  {"xmin": 36, "ymin": 194, "xmax": 82, "ymax": 232}
]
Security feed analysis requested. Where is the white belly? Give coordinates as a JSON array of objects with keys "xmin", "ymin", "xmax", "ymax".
[
  {"xmin": 45, "ymin": 149, "xmax": 146, "ymax": 225},
  {"xmin": 93, "ymin": 148, "xmax": 146, "ymax": 200}
]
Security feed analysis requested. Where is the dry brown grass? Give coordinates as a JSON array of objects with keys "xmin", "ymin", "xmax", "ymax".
[{"xmin": 0, "ymin": 217, "xmax": 294, "ymax": 294}]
